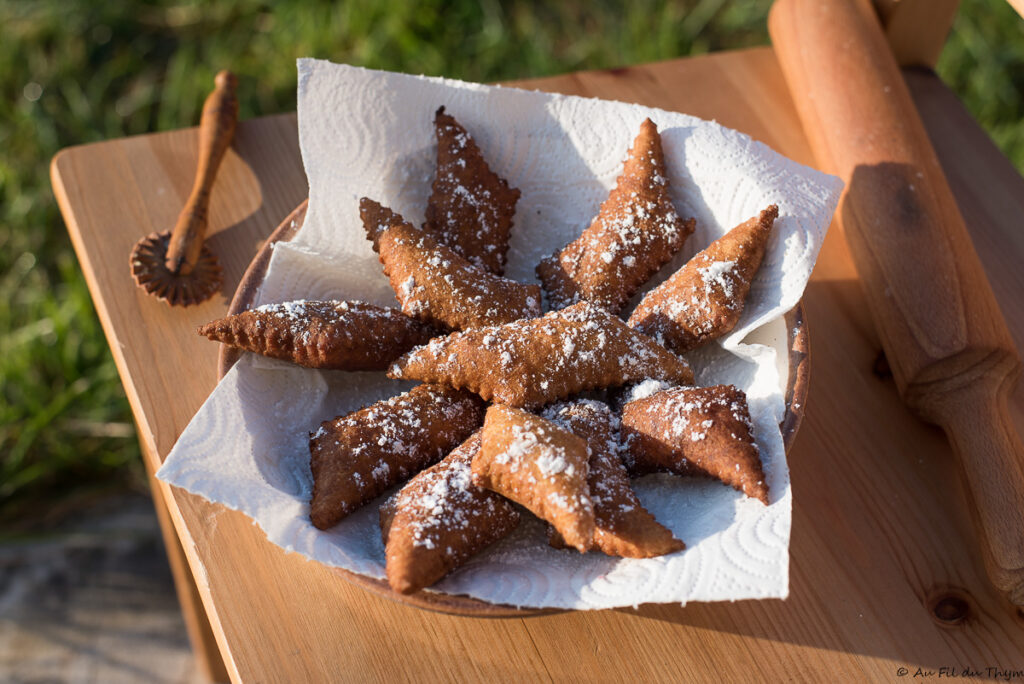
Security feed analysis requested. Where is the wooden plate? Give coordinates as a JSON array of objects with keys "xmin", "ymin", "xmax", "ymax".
[{"xmin": 218, "ymin": 199, "xmax": 810, "ymax": 617}]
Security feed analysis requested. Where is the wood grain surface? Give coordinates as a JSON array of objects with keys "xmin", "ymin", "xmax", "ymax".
[{"xmin": 52, "ymin": 47, "xmax": 1024, "ymax": 681}]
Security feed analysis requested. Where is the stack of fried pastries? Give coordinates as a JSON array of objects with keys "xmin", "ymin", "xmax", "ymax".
[{"xmin": 198, "ymin": 111, "xmax": 783, "ymax": 596}]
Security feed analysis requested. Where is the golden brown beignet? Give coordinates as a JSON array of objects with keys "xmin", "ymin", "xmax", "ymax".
[
  {"xmin": 198, "ymin": 300, "xmax": 439, "ymax": 371},
  {"xmin": 389, "ymin": 301, "xmax": 694, "ymax": 408},
  {"xmin": 309, "ymin": 384, "xmax": 484, "ymax": 530},
  {"xmin": 381, "ymin": 432, "xmax": 520, "ymax": 594},
  {"xmin": 620, "ymin": 384, "xmax": 768, "ymax": 504},
  {"xmin": 543, "ymin": 400, "xmax": 685, "ymax": 557},
  {"xmin": 473, "ymin": 405, "xmax": 595, "ymax": 552},
  {"xmin": 423, "ymin": 107, "xmax": 521, "ymax": 275},
  {"xmin": 361, "ymin": 199, "xmax": 541, "ymax": 330},
  {"xmin": 359, "ymin": 197, "xmax": 408, "ymax": 252},
  {"xmin": 628, "ymin": 205, "xmax": 778, "ymax": 353},
  {"xmin": 537, "ymin": 118, "xmax": 694, "ymax": 312}
]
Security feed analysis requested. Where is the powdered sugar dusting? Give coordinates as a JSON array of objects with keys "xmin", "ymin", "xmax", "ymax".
[
  {"xmin": 622, "ymin": 379, "xmax": 675, "ymax": 404},
  {"xmin": 699, "ymin": 260, "xmax": 737, "ymax": 299}
]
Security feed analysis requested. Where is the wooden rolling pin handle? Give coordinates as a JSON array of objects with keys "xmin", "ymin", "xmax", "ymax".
[
  {"xmin": 769, "ymin": 0, "xmax": 1024, "ymax": 604},
  {"xmin": 910, "ymin": 355, "xmax": 1024, "ymax": 600},
  {"xmin": 165, "ymin": 70, "xmax": 238, "ymax": 275}
]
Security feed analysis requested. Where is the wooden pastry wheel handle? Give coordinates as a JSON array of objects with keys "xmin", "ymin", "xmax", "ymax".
[
  {"xmin": 165, "ymin": 70, "xmax": 238, "ymax": 275},
  {"xmin": 769, "ymin": 0, "xmax": 1024, "ymax": 603},
  {"xmin": 937, "ymin": 371, "xmax": 1024, "ymax": 605}
]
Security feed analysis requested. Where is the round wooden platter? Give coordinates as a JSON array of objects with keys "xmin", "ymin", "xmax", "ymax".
[{"xmin": 218, "ymin": 199, "xmax": 810, "ymax": 618}]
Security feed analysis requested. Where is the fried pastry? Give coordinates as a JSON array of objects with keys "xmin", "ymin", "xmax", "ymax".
[
  {"xmin": 389, "ymin": 301, "xmax": 694, "ymax": 408},
  {"xmin": 380, "ymin": 432, "xmax": 521, "ymax": 594},
  {"xmin": 628, "ymin": 204, "xmax": 778, "ymax": 353},
  {"xmin": 620, "ymin": 384, "xmax": 769, "ymax": 504},
  {"xmin": 543, "ymin": 400, "xmax": 685, "ymax": 557},
  {"xmin": 360, "ymin": 199, "xmax": 541, "ymax": 330},
  {"xmin": 359, "ymin": 197, "xmax": 407, "ymax": 252},
  {"xmin": 423, "ymin": 107, "xmax": 521, "ymax": 275},
  {"xmin": 197, "ymin": 300, "xmax": 439, "ymax": 371},
  {"xmin": 473, "ymin": 405, "xmax": 595, "ymax": 552},
  {"xmin": 537, "ymin": 118, "xmax": 695, "ymax": 312},
  {"xmin": 309, "ymin": 383, "xmax": 485, "ymax": 530}
]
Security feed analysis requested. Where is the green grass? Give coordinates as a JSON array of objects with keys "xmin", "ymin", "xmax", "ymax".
[
  {"xmin": 2, "ymin": 0, "xmax": 1022, "ymax": 528},
  {"xmin": 937, "ymin": 1, "xmax": 1024, "ymax": 168}
]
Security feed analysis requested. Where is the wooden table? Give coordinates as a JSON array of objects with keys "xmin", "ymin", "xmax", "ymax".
[{"xmin": 52, "ymin": 47, "xmax": 1024, "ymax": 682}]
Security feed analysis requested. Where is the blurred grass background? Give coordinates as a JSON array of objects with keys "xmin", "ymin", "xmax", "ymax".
[{"xmin": 2, "ymin": 0, "xmax": 1022, "ymax": 529}]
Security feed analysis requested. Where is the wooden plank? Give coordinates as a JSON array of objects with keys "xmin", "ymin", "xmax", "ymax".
[
  {"xmin": 51, "ymin": 48, "xmax": 1024, "ymax": 682},
  {"xmin": 872, "ymin": 0, "xmax": 961, "ymax": 67}
]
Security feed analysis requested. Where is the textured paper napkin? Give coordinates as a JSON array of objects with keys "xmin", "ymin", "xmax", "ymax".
[{"xmin": 157, "ymin": 59, "xmax": 842, "ymax": 609}]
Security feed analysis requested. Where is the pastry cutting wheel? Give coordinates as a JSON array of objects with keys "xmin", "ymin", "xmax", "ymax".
[
  {"xmin": 130, "ymin": 229, "xmax": 223, "ymax": 306},
  {"xmin": 130, "ymin": 70, "xmax": 237, "ymax": 307}
]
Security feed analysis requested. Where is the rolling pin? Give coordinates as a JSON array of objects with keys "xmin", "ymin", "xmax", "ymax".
[{"xmin": 769, "ymin": 0, "xmax": 1024, "ymax": 604}]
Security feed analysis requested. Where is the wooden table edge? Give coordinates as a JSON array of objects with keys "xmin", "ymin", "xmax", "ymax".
[{"xmin": 50, "ymin": 154, "xmax": 242, "ymax": 683}]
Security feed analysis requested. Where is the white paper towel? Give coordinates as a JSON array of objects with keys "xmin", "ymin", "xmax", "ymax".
[{"xmin": 157, "ymin": 59, "xmax": 842, "ymax": 609}]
